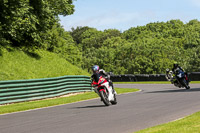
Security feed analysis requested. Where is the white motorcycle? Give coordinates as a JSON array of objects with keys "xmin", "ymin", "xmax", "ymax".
[{"xmin": 92, "ymin": 76, "xmax": 117, "ymax": 106}]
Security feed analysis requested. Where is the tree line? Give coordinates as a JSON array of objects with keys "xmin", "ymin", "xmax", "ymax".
[
  {"xmin": 0, "ymin": 1, "xmax": 200, "ymax": 75},
  {"xmin": 70, "ymin": 20, "xmax": 200, "ymax": 74}
]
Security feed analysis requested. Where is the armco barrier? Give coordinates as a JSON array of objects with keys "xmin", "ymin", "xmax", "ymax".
[
  {"xmin": 110, "ymin": 74, "xmax": 168, "ymax": 82},
  {"xmin": 135, "ymin": 74, "xmax": 167, "ymax": 81},
  {"xmin": 111, "ymin": 72, "xmax": 200, "ymax": 82},
  {"xmin": 189, "ymin": 72, "xmax": 200, "ymax": 81},
  {"xmin": 0, "ymin": 75, "xmax": 92, "ymax": 105},
  {"xmin": 110, "ymin": 75, "xmax": 136, "ymax": 82}
]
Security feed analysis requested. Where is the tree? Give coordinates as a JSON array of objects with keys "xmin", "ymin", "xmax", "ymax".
[
  {"xmin": 44, "ymin": 24, "xmax": 82, "ymax": 66},
  {"xmin": 69, "ymin": 19, "xmax": 200, "ymax": 74},
  {"xmin": 0, "ymin": 0, "xmax": 75, "ymax": 48},
  {"xmin": 70, "ymin": 26, "xmax": 93, "ymax": 44}
]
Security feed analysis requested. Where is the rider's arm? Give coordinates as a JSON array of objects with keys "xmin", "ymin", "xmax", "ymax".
[
  {"xmin": 91, "ymin": 74, "xmax": 97, "ymax": 82},
  {"xmin": 99, "ymin": 69, "xmax": 106, "ymax": 76},
  {"xmin": 179, "ymin": 66, "xmax": 184, "ymax": 72},
  {"xmin": 91, "ymin": 74, "xmax": 94, "ymax": 79},
  {"xmin": 99, "ymin": 69, "xmax": 111, "ymax": 81}
]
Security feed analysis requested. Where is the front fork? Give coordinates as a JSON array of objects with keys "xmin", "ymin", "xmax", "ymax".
[{"xmin": 94, "ymin": 82, "xmax": 116, "ymax": 101}]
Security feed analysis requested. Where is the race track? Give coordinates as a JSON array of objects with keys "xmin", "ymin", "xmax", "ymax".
[{"xmin": 0, "ymin": 83, "xmax": 200, "ymax": 133}]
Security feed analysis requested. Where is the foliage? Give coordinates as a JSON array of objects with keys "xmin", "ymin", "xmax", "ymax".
[
  {"xmin": 70, "ymin": 26, "xmax": 93, "ymax": 44},
  {"xmin": 44, "ymin": 24, "xmax": 82, "ymax": 66},
  {"xmin": 1, "ymin": 0, "xmax": 200, "ymax": 76},
  {"xmin": 0, "ymin": 0, "xmax": 74, "ymax": 48},
  {"xmin": 70, "ymin": 19, "xmax": 200, "ymax": 74}
]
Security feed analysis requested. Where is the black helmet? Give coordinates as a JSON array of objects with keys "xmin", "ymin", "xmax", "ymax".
[{"xmin": 173, "ymin": 63, "xmax": 178, "ymax": 68}]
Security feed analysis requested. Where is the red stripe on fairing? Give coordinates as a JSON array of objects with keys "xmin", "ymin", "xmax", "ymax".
[{"xmin": 99, "ymin": 89, "xmax": 106, "ymax": 92}]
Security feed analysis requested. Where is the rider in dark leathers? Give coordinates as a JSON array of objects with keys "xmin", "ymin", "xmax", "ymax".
[
  {"xmin": 172, "ymin": 63, "xmax": 184, "ymax": 74},
  {"xmin": 172, "ymin": 63, "xmax": 190, "ymax": 83},
  {"xmin": 91, "ymin": 65, "xmax": 114, "ymax": 88}
]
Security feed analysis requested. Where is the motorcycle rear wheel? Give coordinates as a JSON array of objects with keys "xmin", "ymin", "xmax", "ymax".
[{"xmin": 110, "ymin": 93, "xmax": 117, "ymax": 105}]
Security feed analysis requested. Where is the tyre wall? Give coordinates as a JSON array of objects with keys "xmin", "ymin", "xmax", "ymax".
[{"xmin": 111, "ymin": 72, "xmax": 200, "ymax": 82}]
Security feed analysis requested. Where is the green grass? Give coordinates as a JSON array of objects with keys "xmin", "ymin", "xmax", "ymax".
[
  {"xmin": 0, "ymin": 49, "xmax": 89, "ymax": 80},
  {"xmin": 135, "ymin": 112, "xmax": 200, "ymax": 133},
  {"xmin": 0, "ymin": 87, "xmax": 139, "ymax": 115},
  {"xmin": 190, "ymin": 81, "xmax": 200, "ymax": 84}
]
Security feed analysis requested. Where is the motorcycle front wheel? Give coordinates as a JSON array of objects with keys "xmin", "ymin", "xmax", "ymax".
[
  {"xmin": 99, "ymin": 90, "xmax": 110, "ymax": 106},
  {"xmin": 181, "ymin": 78, "xmax": 190, "ymax": 89}
]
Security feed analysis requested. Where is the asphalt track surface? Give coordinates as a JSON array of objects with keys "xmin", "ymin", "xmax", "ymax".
[{"xmin": 0, "ymin": 84, "xmax": 200, "ymax": 133}]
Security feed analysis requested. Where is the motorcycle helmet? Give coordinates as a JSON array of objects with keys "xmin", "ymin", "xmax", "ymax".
[
  {"xmin": 173, "ymin": 63, "xmax": 178, "ymax": 68},
  {"xmin": 166, "ymin": 68, "xmax": 170, "ymax": 73},
  {"xmin": 92, "ymin": 65, "xmax": 99, "ymax": 73}
]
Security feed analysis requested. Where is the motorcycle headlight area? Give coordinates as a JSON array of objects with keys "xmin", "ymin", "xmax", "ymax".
[{"xmin": 99, "ymin": 80, "xmax": 105, "ymax": 84}]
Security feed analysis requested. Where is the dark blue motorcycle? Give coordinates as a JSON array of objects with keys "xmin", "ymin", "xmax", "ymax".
[{"xmin": 174, "ymin": 69, "xmax": 190, "ymax": 89}]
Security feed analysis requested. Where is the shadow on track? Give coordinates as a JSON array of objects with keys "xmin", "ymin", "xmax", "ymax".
[
  {"xmin": 146, "ymin": 88, "xmax": 200, "ymax": 93},
  {"xmin": 75, "ymin": 105, "xmax": 107, "ymax": 109}
]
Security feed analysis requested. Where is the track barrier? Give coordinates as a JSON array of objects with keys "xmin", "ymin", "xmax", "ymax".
[
  {"xmin": 111, "ymin": 72, "xmax": 200, "ymax": 82},
  {"xmin": 1, "ymin": 72, "xmax": 199, "ymax": 105},
  {"xmin": 0, "ymin": 75, "xmax": 92, "ymax": 105}
]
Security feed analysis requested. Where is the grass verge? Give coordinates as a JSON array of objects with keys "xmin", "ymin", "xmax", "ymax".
[
  {"xmin": 0, "ymin": 49, "xmax": 89, "ymax": 80},
  {"xmin": 130, "ymin": 81, "xmax": 200, "ymax": 133},
  {"xmin": 0, "ymin": 87, "xmax": 139, "ymax": 115},
  {"xmin": 135, "ymin": 111, "xmax": 200, "ymax": 133}
]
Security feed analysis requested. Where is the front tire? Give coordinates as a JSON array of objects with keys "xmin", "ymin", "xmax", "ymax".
[
  {"xmin": 185, "ymin": 83, "xmax": 190, "ymax": 89},
  {"xmin": 99, "ymin": 90, "xmax": 110, "ymax": 106},
  {"xmin": 181, "ymin": 79, "xmax": 190, "ymax": 89}
]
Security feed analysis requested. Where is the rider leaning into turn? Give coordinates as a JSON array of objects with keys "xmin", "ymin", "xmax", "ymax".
[
  {"xmin": 172, "ymin": 63, "xmax": 190, "ymax": 82},
  {"xmin": 91, "ymin": 65, "xmax": 114, "ymax": 88}
]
